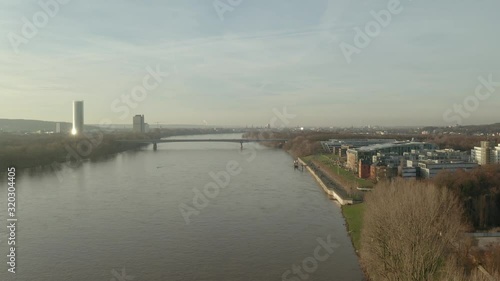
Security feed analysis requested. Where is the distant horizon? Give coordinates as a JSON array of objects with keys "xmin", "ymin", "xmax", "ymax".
[{"xmin": 1, "ymin": 117, "xmax": 499, "ymax": 130}]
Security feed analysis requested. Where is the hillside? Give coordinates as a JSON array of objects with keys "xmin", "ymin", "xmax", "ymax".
[
  {"xmin": 422, "ymin": 123, "xmax": 500, "ymax": 135},
  {"xmin": 0, "ymin": 119, "xmax": 96, "ymax": 133}
]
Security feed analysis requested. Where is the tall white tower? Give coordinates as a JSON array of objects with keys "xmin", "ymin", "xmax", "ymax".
[
  {"xmin": 72, "ymin": 101, "xmax": 84, "ymax": 135},
  {"xmin": 133, "ymin": 115, "xmax": 145, "ymax": 133}
]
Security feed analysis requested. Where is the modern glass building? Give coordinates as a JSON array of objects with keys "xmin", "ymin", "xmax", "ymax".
[{"xmin": 346, "ymin": 141, "xmax": 439, "ymax": 171}]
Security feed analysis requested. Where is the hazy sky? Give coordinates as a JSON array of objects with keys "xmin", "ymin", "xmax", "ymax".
[{"xmin": 1, "ymin": 0, "xmax": 499, "ymax": 127}]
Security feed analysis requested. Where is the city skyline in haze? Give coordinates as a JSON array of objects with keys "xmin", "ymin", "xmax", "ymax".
[{"xmin": 1, "ymin": 0, "xmax": 499, "ymax": 127}]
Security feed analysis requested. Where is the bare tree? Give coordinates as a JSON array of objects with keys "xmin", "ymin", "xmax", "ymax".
[
  {"xmin": 360, "ymin": 179, "xmax": 468, "ymax": 280},
  {"xmin": 439, "ymin": 255, "xmax": 500, "ymax": 281}
]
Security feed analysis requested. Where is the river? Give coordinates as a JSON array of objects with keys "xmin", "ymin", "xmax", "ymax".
[{"xmin": 0, "ymin": 133, "xmax": 363, "ymax": 281}]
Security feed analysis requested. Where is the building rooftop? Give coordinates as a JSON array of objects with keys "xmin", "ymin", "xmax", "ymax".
[{"xmin": 355, "ymin": 141, "xmax": 435, "ymax": 152}]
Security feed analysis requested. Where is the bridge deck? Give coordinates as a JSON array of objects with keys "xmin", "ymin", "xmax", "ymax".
[{"xmin": 116, "ymin": 139, "xmax": 288, "ymax": 144}]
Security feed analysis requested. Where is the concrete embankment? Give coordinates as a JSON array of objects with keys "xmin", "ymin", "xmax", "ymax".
[{"xmin": 298, "ymin": 158, "xmax": 353, "ymax": 205}]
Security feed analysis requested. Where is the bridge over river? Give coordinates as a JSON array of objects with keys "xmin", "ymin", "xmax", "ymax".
[{"xmin": 116, "ymin": 138, "xmax": 289, "ymax": 150}]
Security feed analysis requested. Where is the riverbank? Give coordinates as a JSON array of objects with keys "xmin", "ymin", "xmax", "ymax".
[
  {"xmin": 204, "ymin": 131, "xmax": 367, "ymax": 261},
  {"xmin": 299, "ymin": 156, "xmax": 365, "ymax": 251},
  {"xmin": 0, "ymin": 132, "xmax": 150, "ymax": 172},
  {"xmin": 0, "ymin": 129, "xmax": 245, "ymax": 172},
  {"xmin": 342, "ymin": 203, "xmax": 364, "ymax": 251},
  {"xmin": 312, "ymin": 154, "xmax": 373, "ymax": 189},
  {"xmin": 298, "ymin": 157, "xmax": 354, "ymax": 205},
  {"xmin": 298, "ymin": 154, "xmax": 367, "ymax": 281}
]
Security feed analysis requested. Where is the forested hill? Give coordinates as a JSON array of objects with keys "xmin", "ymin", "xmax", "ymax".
[
  {"xmin": 0, "ymin": 119, "xmax": 96, "ymax": 132},
  {"xmin": 422, "ymin": 123, "xmax": 500, "ymax": 134}
]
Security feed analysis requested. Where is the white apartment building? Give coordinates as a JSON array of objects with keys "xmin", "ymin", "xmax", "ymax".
[
  {"xmin": 418, "ymin": 161, "xmax": 478, "ymax": 179},
  {"xmin": 471, "ymin": 141, "xmax": 500, "ymax": 165}
]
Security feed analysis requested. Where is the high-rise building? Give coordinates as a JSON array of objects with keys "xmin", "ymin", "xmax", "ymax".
[
  {"xmin": 133, "ymin": 115, "xmax": 145, "ymax": 133},
  {"xmin": 72, "ymin": 101, "xmax": 84, "ymax": 135}
]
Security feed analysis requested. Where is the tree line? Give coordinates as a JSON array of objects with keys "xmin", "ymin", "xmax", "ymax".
[
  {"xmin": 0, "ymin": 132, "xmax": 146, "ymax": 171},
  {"xmin": 0, "ymin": 128, "xmax": 243, "ymax": 171}
]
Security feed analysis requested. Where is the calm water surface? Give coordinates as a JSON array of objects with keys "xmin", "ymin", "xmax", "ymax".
[{"xmin": 0, "ymin": 134, "xmax": 363, "ymax": 281}]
